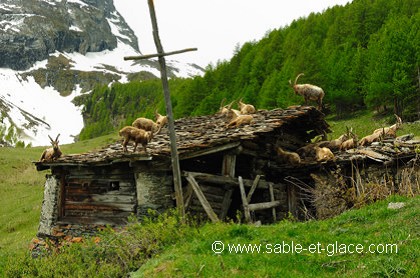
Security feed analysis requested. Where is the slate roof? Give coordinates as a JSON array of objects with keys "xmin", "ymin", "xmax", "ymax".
[{"xmin": 34, "ymin": 106, "xmax": 328, "ymax": 168}]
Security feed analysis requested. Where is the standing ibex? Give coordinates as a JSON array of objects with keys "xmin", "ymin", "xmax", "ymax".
[
  {"xmin": 154, "ymin": 110, "xmax": 168, "ymax": 129},
  {"xmin": 119, "ymin": 126, "xmax": 154, "ymax": 153},
  {"xmin": 39, "ymin": 134, "xmax": 62, "ymax": 162},
  {"xmin": 289, "ymin": 73, "xmax": 324, "ymax": 110}
]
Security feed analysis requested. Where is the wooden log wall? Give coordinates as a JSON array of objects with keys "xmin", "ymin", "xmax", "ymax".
[{"xmin": 54, "ymin": 164, "xmax": 136, "ymax": 225}]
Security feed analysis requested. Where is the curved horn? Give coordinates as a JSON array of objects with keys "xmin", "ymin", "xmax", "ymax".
[
  {"xmin": 55, "ymin": 134, "xmax": 60, "ymax": 141},
  {"xmin": 48, "ymin": 135, "xmax": 54, "ymax": 142},
  {"xmin": 294, "ymin": 73, "xmax": 304, "ymax": 85}
]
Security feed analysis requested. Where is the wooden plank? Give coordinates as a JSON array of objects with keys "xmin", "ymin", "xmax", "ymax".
[
  {"xmin": 268, "ymin": 182, "xmax": 277, "ymax": 222},
  {"xmin": 124, "ymin": 48, "xmax": 197, "ymax": 60},
  {"xmin": 180, "ymin": 142, "xmax": 241, "ymax": 160},
  {"xmin": 238, "ymin": 176, "xmax": 251, "ymax": 223},
  {"xmin": 64, "ymin": 202, "xmax": 136, "ymax": 212},
  {"xmin": 183, "ymin": 184, "xmax": 194, "ymax": 209},
  {"xmin": 246, "ymin": 175, "xmax": 261, "ymax": 203},
  {"xmin": 184, "ymin": 171, "xmax": 269, "ymax": 189},
  {"xmin": 185, "ymin": 173, "xmax": 220, "ymax": 223},
  {"xmin": 287, "ymin": 184, "xmax": 297, "ymax": 217},
  {"xmin": 222, "ymin": 154, "xmax": 236, "ymax": 177},
  {"xmin": 248, "ymin": 200, "xmax": 282, "ymax": 211},
  {"xmin": 65, "ymin": 194, "xmax": 136, "ymax": 204},
  {"xmin": 219, "ymin": 188, "xmax": 233, "ymax": 220}
]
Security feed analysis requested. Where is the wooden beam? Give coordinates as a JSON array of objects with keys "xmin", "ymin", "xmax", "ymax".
[
  {"xmin": 219, "ymin": 188, "xmax": 233, "ymax": 220},
  {"xmin": 222, "ymin": 154, "xmax": 236, "ymax": 177},
  {"xmin": 147, "ymin": 0, "xmax": 184, "ymax": 217},
  {"xmin": 184, "ymin": 171, "xmax": 269, "ymax": 189},
  {"xmin": 246, "ymin": 175, "xmax": 261, "ymax": 203},
  {"xmin": 238, "ymin": 176, "xmax": 251, "ymax": 223},
  {"xmin": 179, "ymin": 142, "xmax": 240, "ymax": 160},
  {"xmin": 124, "ymin": 48, "xmax": 197, "ymax": 61},
  {"xmin": 185, "ymin": 173, "xmax": 219, "ymax": 223},
  {"xmin": 248, "ymin": 200, "xmax": 282, "ymax": 211},
  {"xmin": 268, "ymin": 182, "xmax": 277, "ymax": 222},
  {"xmin": 287, "ymin": 183, "xmax": 297, "ymax": 217}
]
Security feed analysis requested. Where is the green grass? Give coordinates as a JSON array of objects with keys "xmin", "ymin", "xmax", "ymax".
[
  {"xmin": 0, "ymin": 134, "xmax": 118, "ymax": 275},
  {"xmin": 131, "ymin": 196, "xmax": 419, "ymax": 277},
  {"xmin": 326, "ymin": 110, "xmax": 420, "ymax": 139}
]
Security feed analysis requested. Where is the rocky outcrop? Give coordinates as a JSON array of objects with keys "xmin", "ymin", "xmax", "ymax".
[{"xmin": 0, "ymin": 0, "xmax": 139, "ymax": 70}]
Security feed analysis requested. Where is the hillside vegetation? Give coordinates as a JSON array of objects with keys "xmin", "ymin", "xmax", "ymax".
[
  {"xmin": 0, "ymin": 130, "xmax": 418, "ymax": 277},
  {"xmin": 76, "ymin": 0, "xmax": 420, "ymax": 140}
]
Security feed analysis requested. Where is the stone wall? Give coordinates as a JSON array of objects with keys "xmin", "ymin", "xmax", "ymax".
[
  {"xmin": 37, "ymin": 175, "xmax": 60, "ymax": 237},
  {"xmin": 134, "ymin": 169, "xmax": 174, "ymax": 217}
]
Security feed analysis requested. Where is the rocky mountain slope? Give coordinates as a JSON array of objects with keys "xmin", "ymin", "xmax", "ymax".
[{"xmin": 0, "ymin": 0, "xmax": 203, "ymax": 146}]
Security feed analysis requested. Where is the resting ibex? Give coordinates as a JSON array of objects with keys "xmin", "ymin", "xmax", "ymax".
[
  {"xmin": 238, "ymin": 98, "xmax": 256, "ymax": 114},
  {"xmin": 39, "ymin": 134, "xmax": 62, "ymax": 162},
  {"xmin": 276, "ymin": 147, "xmax": 301, "ymax": 165},
  {"xmin": 373, "ymin": 114, "xmax": 402, "ymax": 137},
  {"xmin": 315, "ymin": 146, "xmax": 335, "ymax": 162},
  {"xmin": 360, "ymin": 115, "xmax": 403, "ymax": 146},
  {"xmin": 226, "ymin": 107, "xmax": 253, "ymax": 128},
  {"xmin": 289, "ymin": 73, "xmax": 324, "ymax": 110}
]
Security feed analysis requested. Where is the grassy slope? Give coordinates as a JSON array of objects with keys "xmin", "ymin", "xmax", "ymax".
[
  {"xmin": 134, "ymin": 195, "xmax": 419, "ymax": 277},
  {"xmin": 0, "ymin": 134, "xmax": 118, "ymax": 273}
]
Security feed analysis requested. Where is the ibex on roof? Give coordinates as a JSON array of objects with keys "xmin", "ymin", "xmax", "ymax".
[
  {"xmin": 39, "ymin": 134, "xmax": 62, "ymax": 162},
  {"xmin": 289, "ymin": 73, "xmax": 324, "ymax": 110}
]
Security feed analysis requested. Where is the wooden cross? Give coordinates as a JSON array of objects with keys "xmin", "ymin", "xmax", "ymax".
[{"xmin": 124, "ymin": 0, "xmax": 197, "ymax": 217}]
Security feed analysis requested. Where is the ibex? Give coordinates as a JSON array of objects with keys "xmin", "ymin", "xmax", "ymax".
[
  {"xmin": 315, "ymin": 146, "xmax": 335, "ymax": 162},
  {"xmin": 238, "ymin": 98, "xmax": 256, "ymax": 114},
  {"xmin": 39, "ymin": 134, "xmax": 62, "ymax": 162},
  {"xmin": 119, "ymin": 126, "xmax": 154, "ymax": 153},
  {"xmin": 132, "ymin": 117, "xmax": 161, "ymax": 134},
  {"xmin": 373, "ymin": 114, "xmax": 402, "ymax": 137},
  {"xmin": 226, "ymin": 107, "xmax": 253, "ymax": 128},
  {"xmin": 276, "ymin": 147, "xmax": 301, "ymax": 166},
  {"xmin": 289, "ymin": 73, "xmax": 324, "ymax": 110},
  {"xmin": 154, "ymin": 110, "xmax": 168, "ymax": 129}
]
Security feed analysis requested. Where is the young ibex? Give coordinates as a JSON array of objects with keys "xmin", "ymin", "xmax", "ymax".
[
  {"xmin": 340, "ymin": 137, "xmax": 358, "ymax": 151},
  {"xmin": 276, "ymin": 147, "xmax": 301, "ymax": 166},
  {"xmin": 360, "ymin": 115, "xmax": 403, "ymax": 146},
  {"xmin": 238, "ymin": 98, "xmax": 256, "ymax": 114},
  {"xmin": 132, "ymin": 117, "xmax": 161, "ymax": 134},
  {"xmin": 315, "ymin": 146, "xmax": 335, "ymax": 162},
  {"xmin": 119, "ymin": 126, "xmax": 153, "ymax": 153},
  {"xmin": 373, "ymin": 114, "xmax": 402, "ymax": 137},
  {"xmin": 218, "ymin": 99, "xmax": 240, "ymax": 116},
  {"xmin": 359, "ymin": 132, "xmax": 382, "ymax": 147},
  {"xmin": 289, "ymin": 73, "xmax": 324, "ymax": 110},
  {"xmin": 155, "ymin": 110, "xmax": 168, "ymax": 129},
  {"xmin": 39, "ymin": 134, "xmax": 62, "ymax": 162},
  {"xmin": 226, "ymin": 107, "xmax": 253, "ymax": 128}
]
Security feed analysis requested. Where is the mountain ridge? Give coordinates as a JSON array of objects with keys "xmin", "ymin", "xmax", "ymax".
[{"xmin": 0, "ymin": 0, "xmax": 204, "ymax": 147}]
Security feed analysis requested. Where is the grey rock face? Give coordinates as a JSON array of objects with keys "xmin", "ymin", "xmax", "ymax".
[{"xmin": 0, "ymin": 0, "xmax": 139, "ymax": 70}]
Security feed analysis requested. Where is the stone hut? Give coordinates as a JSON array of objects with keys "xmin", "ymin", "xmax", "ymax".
[{"xmin": 34, "ymin": 105, "xmax": 419, "ymax": 237}]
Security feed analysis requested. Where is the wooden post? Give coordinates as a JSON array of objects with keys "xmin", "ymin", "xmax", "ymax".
[
  {"xmin": 147, "ymin": 0, "xmax": 184, "ymax": 217},
  {"xmin": 246, "ymin": 175, "xmax": 261, "ymax": 203},
  {"xmin": 268, "ymin": 182, "xmax": 276, "ymax": 222},
  {"xmin": 238, "ymin": 176, "xmax": 251, "ymax": 223},
  {"xmin": 185, "ymin": 173, "xmax": 219, "ymax": 223}
]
